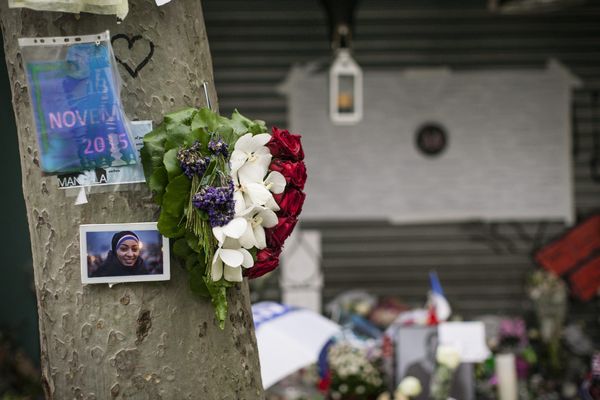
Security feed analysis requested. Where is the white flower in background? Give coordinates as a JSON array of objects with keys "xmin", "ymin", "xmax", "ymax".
[
  {"xmin": 233, "ymin": 171, "xmax": 286, "ymax": 214},
  {"xmin": 397, "ymin": 376, "xmax": 422, "ymax": 397},
  {"xmin": 354, "ymin": 300, "xmax": 372, "ymax": 316},
  {"xmin": 436, "ymin": 345, "xmax": 461, "ymax": 370},
  {"xmin": 238, "ymin": 206, "xmax": 279, "ymax": 249},
  {"xmin": 230, "ymin": 133, "xmax": 272, "ymax": 184},
  {"xmin": 377, "ymin": 393, "xmax": 392, "ymax": 400},
  {"xmin": 211, "ymin": 218, "xmax": 254, "ymax": 282}
]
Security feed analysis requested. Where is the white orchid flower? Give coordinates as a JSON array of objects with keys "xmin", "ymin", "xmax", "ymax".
[
  {"xmin": 233, "ymin": 171, "xmax": 286, "ymax": 213},
  {"xmin": 230, "ymin": 133, "xmax": 272, "ymax": 184},
  {"xmin": 212, "ymin": 217, "xmax": 247, "ymax": 244},
  {"xmin": 211, "ymin": 218, "xmax": 254, "ymax": 282},
  {"xmin": 210, "ymin": 237, "xmax": 254, "ymax": 282},
  {"xmin": 238, "ymin": 206, "xmax": 279, "ymax": 249}
]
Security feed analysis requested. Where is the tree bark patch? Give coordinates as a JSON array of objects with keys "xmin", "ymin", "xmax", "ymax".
[{"xmin": 136, "ymin": 310, "xmax": 152, "ymax": 344}]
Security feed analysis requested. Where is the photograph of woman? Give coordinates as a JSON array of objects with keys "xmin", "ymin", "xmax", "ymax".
[
  {"xmin": 90, "ymin": 231, "xmax": 147, "ymax": 277},
  {"xmin": 80, "ymin": 223, "xmax": 170, "ymax": 284}
]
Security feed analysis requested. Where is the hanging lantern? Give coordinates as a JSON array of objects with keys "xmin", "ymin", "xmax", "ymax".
[{"xmin": 329, "ymin": 48, "xmax": 363, "ymax": 125}]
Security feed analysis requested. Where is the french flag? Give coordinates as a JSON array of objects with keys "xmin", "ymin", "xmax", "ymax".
[{"xmin": 427, "ymin": 271, "xmax": 451, "ymax": 324}]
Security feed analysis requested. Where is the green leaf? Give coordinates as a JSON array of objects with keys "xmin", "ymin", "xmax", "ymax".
[
  {"xmin": 140, "ymin": 125, "xmax": 167, "ymax": 179},
  {"xmin": 185, "ymin": 253, "xmax": 197, "ymax": 270},
  {"xmin": 157, "ymin": 210, "xmax": 185, "ymax": 238},
  {"xmin": 228, "ymin": 111, "xmax": 249, "ymax": 135},
  {"xmin": 199, "ymin": 128, "xmax": 211, "ymax": 151},
  {"xmin": 162, "ymin": 174, "xmax": 191, "ymax": 218},
  {"xmin": 196, "ymin": 208, "xmax": 209, "ymax": 221},
  {"xmin": 188, "ymin": 128, "xmax": 201, "ymax": 143},
  {"xmin": 189, "ymin": 263, "xmax": 210, "ymax": 297},
  {"xmin": 163, "ymin": 148, "xmax": 182, "ymax": 180},
  {"xmin": 199, "ymin": 159, "xmax": 217, "ymax": 186},
  {"xmin": 248, "ymin": 121, "xmax": 267, "ymax": 135},
  {"xmin": 173, "ymin": 237, "xmax": 193, "ymax": 258},
  {"xmin": 148, "ymin": 167, "xmax": 168, "ymax": 204},
  {"xmin": 165, "ymin": 108, "xmax": 195, "ymax": 129},
  {"xmin": 216, "ymin": 125, "xmax": 235, "ymax": 147},
  {"xmin": 191, "ymin": 111, "xmax": 207, "ymax": 131},
  {"xmin": 204, "ymin": 277, "xmax": 228, "ymax": 329},
  {"xmin": 231, "ymin": 109, "xmax": 267, "ymax": 135},
  {"xmin": 198, "ymin": 108, "xmax": 219, "ymax": 132},
  {"xmin": 248, "ymin": 246, "xmax": 258, "ymax": 259},
  {"xmin": 165, "ymin": 123, "xmax": 192, "ymax": 150},
  {"xmin": 186, "ymin": 127, "xmax": 210, "ymax": 153},
  {"xmin": 144, "ymin": 123, "xmax": 168, "ymax": 143},
  {"xmin": 185, "ymin": 232, "xmax": 201, "ymax": 252},
  {"xmin": 140, "ymin": 146, "xmax": 160, "ymax": 181}
]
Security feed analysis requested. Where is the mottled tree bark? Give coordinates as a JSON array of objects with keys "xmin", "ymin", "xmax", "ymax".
[{"xmin": 0, "ymin": 1, "xmax": 263, "ymax": 399}]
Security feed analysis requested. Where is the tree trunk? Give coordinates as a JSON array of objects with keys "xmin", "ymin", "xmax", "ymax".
[{"xmin": 0, "ymin": 2, "xmax": 264, "ymax": 399}]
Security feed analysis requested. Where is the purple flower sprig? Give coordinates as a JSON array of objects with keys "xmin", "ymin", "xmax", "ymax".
[
  {"xmin": 177, "ymin": 141, "xmax": 211, "ymax": 179},
  {"xmin": 192, "ymin": 179, "xmax": 235, "ymax": 227},
  {"xmin": 208, "ymin": 137, "xmax": 229, "ymax": 158}
]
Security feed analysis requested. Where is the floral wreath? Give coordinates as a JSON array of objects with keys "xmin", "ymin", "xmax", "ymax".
[{"xmin": 141, "ymin": 108, "xmax": 306, "ymax": 328}]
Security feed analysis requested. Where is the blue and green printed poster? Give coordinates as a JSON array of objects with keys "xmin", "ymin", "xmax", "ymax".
[{"xmin": 25, "ymin": 43, "xmax": 137, "ymax": 173}]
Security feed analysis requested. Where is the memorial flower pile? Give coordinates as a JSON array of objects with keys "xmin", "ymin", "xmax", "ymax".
[
  {"xmin": 325, "ymin": 342, "xmax": 386, "ymax": 400},
  {"xmin": 141, "ymin": 108, "xmax": 306, "ymax": 327}
]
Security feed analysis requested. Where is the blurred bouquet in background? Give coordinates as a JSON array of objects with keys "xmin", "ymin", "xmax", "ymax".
[
  {"xmin": 430, "ymin": 345, "xmax": 461, "ymax": 400},
  {"xmin": 527, "ymin": 270, "xmax": 567, "ymax": 372},
  {"xmin": 528, "ymin": 271, "xmax": 567, "ymax": 342},
  {"xmin": 326, "ymin": 341, "xmax": 386, "ymax": 400}
]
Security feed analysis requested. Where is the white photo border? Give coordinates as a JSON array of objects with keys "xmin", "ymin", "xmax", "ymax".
[{"xmin": 80, "ymin": 222, "xmax": 170, "ymax": 284}]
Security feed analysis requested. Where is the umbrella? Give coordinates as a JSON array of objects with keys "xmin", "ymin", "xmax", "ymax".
[{"xmin": 252, "ymin": 301, "xmax": 342, "ymax": 389}]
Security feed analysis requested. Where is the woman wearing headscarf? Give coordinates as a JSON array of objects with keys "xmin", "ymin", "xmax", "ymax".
[{"xmin": 91, "ymin": 231, "xmax": 148, "ymax": 277}]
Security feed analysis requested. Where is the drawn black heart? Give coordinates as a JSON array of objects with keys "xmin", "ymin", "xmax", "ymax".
[{"xmin": 111, "ymin": 34, "xmax": 155, "ymax": 78}]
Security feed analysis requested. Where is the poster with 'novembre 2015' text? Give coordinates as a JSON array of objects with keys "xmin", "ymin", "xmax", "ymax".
[
  {"xmin": 57, "ymin": 120, "xmax": 152, "ymax": 189},
  {"xmin": 24, "ymin": 40, "xmax": 137, "ymax": 174}
]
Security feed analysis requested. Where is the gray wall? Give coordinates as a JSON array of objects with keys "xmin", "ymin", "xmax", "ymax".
[{"xmin": 203, "ymin": 0, "xmax": 600, "ymax": 323}]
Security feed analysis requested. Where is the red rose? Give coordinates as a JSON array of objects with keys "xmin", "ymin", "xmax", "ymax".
[
  {"xmin": 273, "ymin": 187, "xmax": 306, "ymax": 217},
  {"xmin": 269, "ymin": 159, "xmax": 307, "ymax": 190},
  {"xmin": 245, "ymin": 247, "xmax": 281, "ymax": 279},
  {"xmin": 267, "ymin": 127, "xmax": 304, "ymax": 161},
  {"xmin": 265, "ymin": 216, "xmax": 298, "ymax": 248}
]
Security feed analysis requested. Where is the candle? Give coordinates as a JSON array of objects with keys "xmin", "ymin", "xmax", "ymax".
[{"xmin": 495, "ymin": 353, "xmax": 518, "ymax": 400}]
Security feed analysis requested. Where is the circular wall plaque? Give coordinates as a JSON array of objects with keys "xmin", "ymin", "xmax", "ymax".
[{"xmin": 415, "ymin": 123, "xmax": 448, "ymax": 157}]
